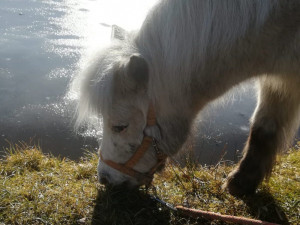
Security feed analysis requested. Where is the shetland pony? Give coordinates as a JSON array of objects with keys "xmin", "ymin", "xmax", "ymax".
[{"xmin": 75, "ymin": 0, "xmax": 300, "ymax": 196}]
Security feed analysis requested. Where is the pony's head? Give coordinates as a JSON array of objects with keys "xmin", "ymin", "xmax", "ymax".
[{"xmin": 77, "ymin": 41, "xmax": 165, "ymax": 187}]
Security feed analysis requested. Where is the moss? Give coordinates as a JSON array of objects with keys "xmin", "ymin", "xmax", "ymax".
[{"xmin": 0, "ymin": 143, "xmax": 299, "ymax": 224}]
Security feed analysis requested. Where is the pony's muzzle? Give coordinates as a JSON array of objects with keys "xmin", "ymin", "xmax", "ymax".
[
  {"xmin": 99, "ymin": 176, "xmax": 109, "ymax": 185},
  {"xmin": 98, "ymin": 171, "xmax": 110, "ymax": 185}
]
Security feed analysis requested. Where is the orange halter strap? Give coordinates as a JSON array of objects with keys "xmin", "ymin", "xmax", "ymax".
[{"xmin": 100, "ymin": 103, "xmax": 167, "ymax": 185}]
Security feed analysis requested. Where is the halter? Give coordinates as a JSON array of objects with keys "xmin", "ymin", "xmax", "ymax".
[{"xmin": 100, "ymin": 103, "xmax": 167, "ymax": 186}]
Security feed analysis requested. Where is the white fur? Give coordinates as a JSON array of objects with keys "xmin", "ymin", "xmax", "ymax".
[{"xmin": 74, "ymin": 0, "xmax": 300, "ymax": 186}]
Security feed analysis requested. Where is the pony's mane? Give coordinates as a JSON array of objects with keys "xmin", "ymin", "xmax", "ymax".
[{"xmin": 133, "ymin": 0, "xmax": 276, "ymax": 107}]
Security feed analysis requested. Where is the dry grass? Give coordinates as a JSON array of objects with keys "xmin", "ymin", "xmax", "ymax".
[{"xmin": 0, "ymin": 142, "xmax": 299, "ymax": 224}]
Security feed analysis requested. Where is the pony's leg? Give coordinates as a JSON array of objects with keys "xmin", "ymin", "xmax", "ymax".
[{"xmin": 226, "ymin": 76, "xmax": 300, "ymax": 197}]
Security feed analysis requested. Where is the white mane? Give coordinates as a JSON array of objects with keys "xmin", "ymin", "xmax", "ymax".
[{"xmin": 135, "ymin": 0, "xmax": 276, "ymax": 106}]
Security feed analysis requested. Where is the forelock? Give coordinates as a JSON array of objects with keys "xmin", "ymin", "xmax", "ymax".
[
  {"xmin": 75, "ymin": 36, "xmax": 138, "ymax": 127},
  {"xmin": 75, "ymin": 43, "xmax": 122, "ymax": 125}
]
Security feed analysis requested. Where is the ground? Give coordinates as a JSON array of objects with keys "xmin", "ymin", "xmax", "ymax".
[{"xmin": 0, "ymin": 142, "xmax": 299, "ymax": 225}]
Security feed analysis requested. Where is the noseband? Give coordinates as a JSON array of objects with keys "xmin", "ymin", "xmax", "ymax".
[{"xmin": 100, "ymin": 103, "xmax": 167, "ymax": 185}]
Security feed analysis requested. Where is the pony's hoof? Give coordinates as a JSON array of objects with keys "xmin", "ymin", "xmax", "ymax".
[{"xmin": 225, "ymin": 170, "xmax": 257, "ymax": 197}]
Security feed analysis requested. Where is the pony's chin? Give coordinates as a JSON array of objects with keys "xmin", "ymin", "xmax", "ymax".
[
  {"xmin": 102, "ymin": 180, "xmax": 141, "ymax": 190},
  {"xmin": 120, "ymin": 180, "xmax": 140, "ymax": 189},
  {"xmin": 99, "ymin": 174, "xmax": 141, "ymax": 188}
]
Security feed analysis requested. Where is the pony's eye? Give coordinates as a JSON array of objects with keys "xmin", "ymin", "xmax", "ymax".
[{"xmin": 112, "ymin": 125, "xmax": 128, "ymax": 133}]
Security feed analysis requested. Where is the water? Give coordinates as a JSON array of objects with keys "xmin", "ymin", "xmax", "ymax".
[
  {"xmin": 0, "ymin": 0, "xmax": 278, "ymax": 164},
  {"xmin": 0, "ymin": 0, "xmax": 159, "ymax": 159}
]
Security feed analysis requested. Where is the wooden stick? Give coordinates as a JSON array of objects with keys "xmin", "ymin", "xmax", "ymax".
[{"xmin": 176, "ymin": 206, "xmax": 280, "ymax": 225}]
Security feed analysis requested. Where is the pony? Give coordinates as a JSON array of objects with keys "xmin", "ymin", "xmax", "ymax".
[{"xmin": 74, "ymin": 0, "xmax": 300, "ymax": 196}]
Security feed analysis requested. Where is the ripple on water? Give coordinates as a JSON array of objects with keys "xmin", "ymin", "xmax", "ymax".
[
  {"xmin": 79, "ymin": 8, "xmax": 89, "ymax": 12},
  {"xmin": 240, "ymin": 126, "xmax": 249, "ymax": 132},
  {"xmin": 0, "ymin": 68, "xmax": 13, "ymax": 79}
]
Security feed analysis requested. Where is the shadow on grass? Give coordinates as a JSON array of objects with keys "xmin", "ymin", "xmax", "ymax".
[
  {"xmin": 243, "ymin": 190, "xmax": 290, "ymax": 225},
  {"xmin": 91, "ymin": 186, "xmax": 172, "ymax": 225},
  {"xmin": 91, "ymin": 186, "xmax": 290, "ymax": 225}
]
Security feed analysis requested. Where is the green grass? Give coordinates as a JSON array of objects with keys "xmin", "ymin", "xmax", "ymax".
[{"xmin": 0, "ymin": 142, "xmax": 299, "ymax": 225}]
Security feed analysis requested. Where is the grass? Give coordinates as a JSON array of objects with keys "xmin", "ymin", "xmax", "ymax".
[{"xmin": 0, "ymin": 142, "xmax": 299, "ymax": 225}]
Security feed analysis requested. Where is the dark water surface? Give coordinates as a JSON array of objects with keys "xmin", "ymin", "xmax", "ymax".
[
  {"xmin": 1, "ymin": 0, "xmax": 295, "ymax": 164},
  {"xmin": 0, "ymin": 0, "xmax": 102, "ymax": 158}
]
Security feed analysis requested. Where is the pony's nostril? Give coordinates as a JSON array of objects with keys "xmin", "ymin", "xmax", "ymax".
[
  {"xmin": 99, "ymin": 176, "xmax": 108, "ymax": 185},
  {"xmin": 99, "ymin": 172, "xmax": 110, "ymax": 185}
]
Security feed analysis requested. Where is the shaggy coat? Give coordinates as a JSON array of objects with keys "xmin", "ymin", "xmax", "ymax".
[{"xmin": 75, "ymin": 0, "xmax": 300, "ymax": 196}]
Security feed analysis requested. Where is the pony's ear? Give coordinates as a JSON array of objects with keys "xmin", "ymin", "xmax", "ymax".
[
  {"xmin": 126, "ymin": 54, "xmax": 149, "ymax": 87},
  {"xmin": 111, "ymin": 25, "xmax": 127, "ymax": 41}
]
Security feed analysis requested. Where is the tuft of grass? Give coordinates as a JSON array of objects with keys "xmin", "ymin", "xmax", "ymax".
[
  {"xmin": 0, "ymin": 144, "xmax": 99, "ymax": 224},
  {"xmin": 0, "ymin": 143, "xmax": 299, "ymax": 224}
]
